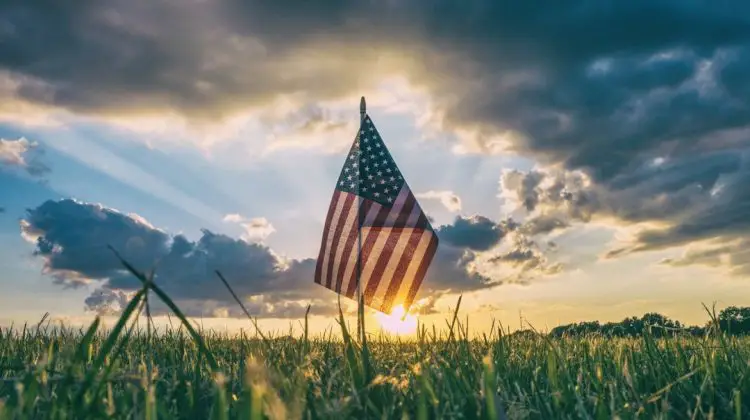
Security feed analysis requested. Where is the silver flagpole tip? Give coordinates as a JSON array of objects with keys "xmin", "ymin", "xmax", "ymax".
[{"xmin": 360, "ymin": 96, "xmax": 366, "ymax": 116}]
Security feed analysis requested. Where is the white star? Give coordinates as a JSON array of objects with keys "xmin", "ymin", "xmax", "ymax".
[
  {"xmin": 368, "ymin": 174, "xmax": 374, "ymax": 180},
  {"xmin": 374, "ymin": 162, "xmax": 379, "ymax": 167},
  {"xmin": 369, "ymin": 127, "xmax": 374, "ymax": 131},
  {"xmin": 390, "ymin": 176, "xmax": 395, "ymax": 181},
  {"xmin": 347, "ymin": 175, "xmax": 352, "ymax": 181},
  {"xmin": 380, "ymin": 179, "xmax": 385, "ymax": 184},
  {"xmin": 353, "ymin": 162, "xmax": 358, "ymax": 168},
  {"xmin": 386, "ymin": 168, "xmax": 391, "ymax": 173},
  {"xmin": 382, "ymin": 160, "xmax": 387, "ymax": 165},
  {"xmin": 365, "ymin": 166, "xmax": 370, "ymax": 172},
  {"xmin": 375, "ymin": 143, "xmax": 381, "ymax": 148},
  {"xmin": 339, "ymin": 180, "xmax": 344, "ymax": 186},
  {"xmin": 363, "ymin": 187, "xmax": 368, "ymax": 191},
  {"xmin": 377, "ymin": 171, "xmax": 383, "ymax": 176},
  {"xmin": 374, "ymin": 192, "xmax": 380, "ymax": 197},
  {"xmin": 370, "ymin": 154, "xmax": 375, "ymax": 159},
  {"xmin": 387, "ymin": 197, "xmax": 393, "ymax": 203},
  {"xmin": 350, "ymin": 183, "xmax": 356, "ymax": 189},
  {"xmin": 384, "ymin": 188, "xmax": 390, "ymax": 193},
  {"xmin": 344, "ymin": 167, "xmax": 350, "ymax": 172},
  {"xmin": 379, "ymin": 151, "xmax": 384, "ymax": 156},
  {"xmin": 349, "ymin": 154, "xmax": 355, "ymax": 160},
  {"xmin": 366, "ymin": 146, "xmax": 372, "ymax": 151},
  {"xmin": 371, "ymin": 183, "xmax": 376, "ymax": 188},
  {"xmin": 398, "ymin": 175, "xmax": 403, "ymax": 180}
]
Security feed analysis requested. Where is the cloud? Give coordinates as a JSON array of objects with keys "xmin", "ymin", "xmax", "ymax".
[
  {"xmin": 436, "ymin": 215, "xmax": 515, "ymax": 251},
  {"xmin": 498, "ymin": 158, "xmax": 750, "ymax": 276},
  {"xmin": 659, "ymin": 239, "xmax": 750, "ymax": 277},
  {"xmin": 21, "ymin": 199, "xmax": 332, "ymax": 317},
  {"xmin": 21, "ymin": 199, "xmax": 539, "ymax": 318},
  {"xmin": 222, "ymin": 213, "xmax": 244, "ymax": 223},
  {"xmin": 260, "ymin": 102, "xmax": 359, "ymax": 154},
  {"xmin": 9, "ymin": 0, "xmax": 746, "ymax": 278},
  {"xmin": 223, "ymin": 214, "xmax": 276, "ymax": 242},
  {"xmin": 487, "ymin": 234, "xmax": 563, "ymax": 281},
  {"xmin": 416, "ymin": 190, "xmax": 462, "ymax": 212},
  {"xmin": 0, "ymin": 0, "xmax": 410, "ymax": 120},
  {"xmin": 0, "ymin": 137, "xmax": 49, "ymax": 177}
]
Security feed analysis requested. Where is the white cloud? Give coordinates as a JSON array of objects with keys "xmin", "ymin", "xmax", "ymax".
[
  {"xmin": 416, "ymin": 190, "xmax": 462, "ymax": 212},
  {"xmin": 222, "ymin": 213, "xmax": 244, "ymax": 223},
  {"xmin": 0, "ymin": 137, "xmax": 33, "ymax": 167},
  {"xmin": 223, "ymin": 213, "xmax": 276, "ymax": 242}
]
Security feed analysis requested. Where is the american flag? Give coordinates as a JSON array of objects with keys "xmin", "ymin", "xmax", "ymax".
[{"xmin": 314, "ymin": 114, "xmax": 438, "ymax": 314}]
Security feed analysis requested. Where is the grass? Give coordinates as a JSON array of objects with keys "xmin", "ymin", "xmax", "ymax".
[{"xmin": 1, "ymin": 259, "xmax": 749, "ymax": 419}]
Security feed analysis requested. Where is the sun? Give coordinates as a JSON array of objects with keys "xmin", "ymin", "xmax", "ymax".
[{"xmin": 374, "ymin": 304, "xmax": 418, "ymax": 335}]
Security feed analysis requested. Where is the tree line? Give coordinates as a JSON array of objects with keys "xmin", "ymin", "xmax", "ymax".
[{"xmin": 545, "ymin": 306, "xmax": 750, "ymax": 338}]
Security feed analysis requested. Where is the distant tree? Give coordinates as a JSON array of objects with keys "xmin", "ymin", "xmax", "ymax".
[
  {"xmin": 546, "ymin": 311, "xmax": 721, "ymax": 338},
  {"xmin": 716, "ymin": 306, "xmax": 750, "ymax": 335},
  {"xmin": 640, "ymin": 313, "xmax": 682, "ymax": 337},
  {"xmin": 508, "ymin": 329, "xmax": 539, "ymax": 339}
]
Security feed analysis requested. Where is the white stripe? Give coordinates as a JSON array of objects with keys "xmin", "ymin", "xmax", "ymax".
[
  {"xmin": 328, "ymin": 199, "xmax": 359, "ymax": 289},
  {"xmin": 339, "ymin": 202, "xmax": 382, "ymax": 295},
  {"xmin": 319, "ymin": 193, "xmax": 348, "ymax": 286},
  {"xmin": 370, "ymin": 203, "xmax": 422, "ymax": 308}
]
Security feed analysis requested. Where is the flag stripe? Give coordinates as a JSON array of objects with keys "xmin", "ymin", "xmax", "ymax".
[
  {"xmin": 314, "ymin": 190, "xmax": 342, "ymax": 285},
  {"xmin": 344, "ymin": 204, "xmax": 392, "ymax": 298},
  {"xmin": 363, "ymin": 194, "xmax": 416, "ymax": 306},
  {"xmin": 402, "ymin": 232, "xmax": 439, "ymax": 311},
  {"xmin": 357, "ymin": 188, "xmax": 413, "ymax": 301},
  {"xmin": 386, "ymin": 229, "xmax": 435, "ymax": 311},
  {"xmin": 334, "ymin": 199, "xmax": 373, "ymax": 293},
  {"xmin": 380, "ymin": 212, "xmax": 429, "ymax": 311},
  {"xmin": 369, "ymin": 204, "xmax": 423, "ymax": 311},
  {"xmin": 339, "ymin": 201, "xmax": 382, "ymax": 296},
  {"xmin": 324, "ymin": 193, "xmax": 355, "ymax": 288},
  {"xmin": 327, "ymin": 195, "xmax": 360, "ymax": 289}
]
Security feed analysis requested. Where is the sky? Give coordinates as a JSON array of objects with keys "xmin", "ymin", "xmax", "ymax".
[{"xmin": 1, "ymin": 0, "xmax": 750, "ymax": 336}]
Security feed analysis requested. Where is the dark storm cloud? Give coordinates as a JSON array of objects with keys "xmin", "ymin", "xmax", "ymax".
[
  {"xmin": 20, "ymin": 199, "xmax": 328, "ymax": 317},
  {"xmin": 436, "ymin": 215, "xmax": 515, "ymax": 251},
  {"xmin": 22, "ymin": 200, "xmax": 534, "ymax": 317}
]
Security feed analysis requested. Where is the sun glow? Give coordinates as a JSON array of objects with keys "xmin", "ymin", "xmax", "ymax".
[{"xmin": 374, "ymin": 305, "xmax": 418, "ymax": 335}]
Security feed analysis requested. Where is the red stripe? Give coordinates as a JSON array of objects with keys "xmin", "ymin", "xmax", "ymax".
[
  {"xmin": 324, "ymin": 193, "xmax": 355, "ymax": 288},
  {"xmin": 363, "ymin": 195, "xmax": 416, "ymax": 305},
  {"xmin": 344, "ymin": 205, "xmax": 392, "ymax": 298},
  {"xmin": 380, "ymin": 212, "xmax": 428, "ymax": 312},
  {"xmin": 314, "ymin": 190, "xmax": 341, "ymax": 284},
  {"xmin": 334, "ymin": 200, "xmax": 373, "ymax": 293},
  {"xmin": 402, "ymin": 232, "xmax": 439, "ymax": 312}
]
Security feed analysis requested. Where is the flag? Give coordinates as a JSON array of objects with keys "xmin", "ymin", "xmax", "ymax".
[{"xmin": 314, "ymin": 114, "xmax": 438, "ymax": 314}]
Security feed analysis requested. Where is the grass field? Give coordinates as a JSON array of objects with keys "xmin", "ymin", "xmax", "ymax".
[{"xmin": 1, "ymin": 260, "xmax": 749, "ymax": 419}]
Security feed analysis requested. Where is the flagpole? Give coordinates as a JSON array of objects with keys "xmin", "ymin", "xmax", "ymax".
[{"xmin": 357, "ymin": 96, "xmax": 366, "ymax": 343}]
